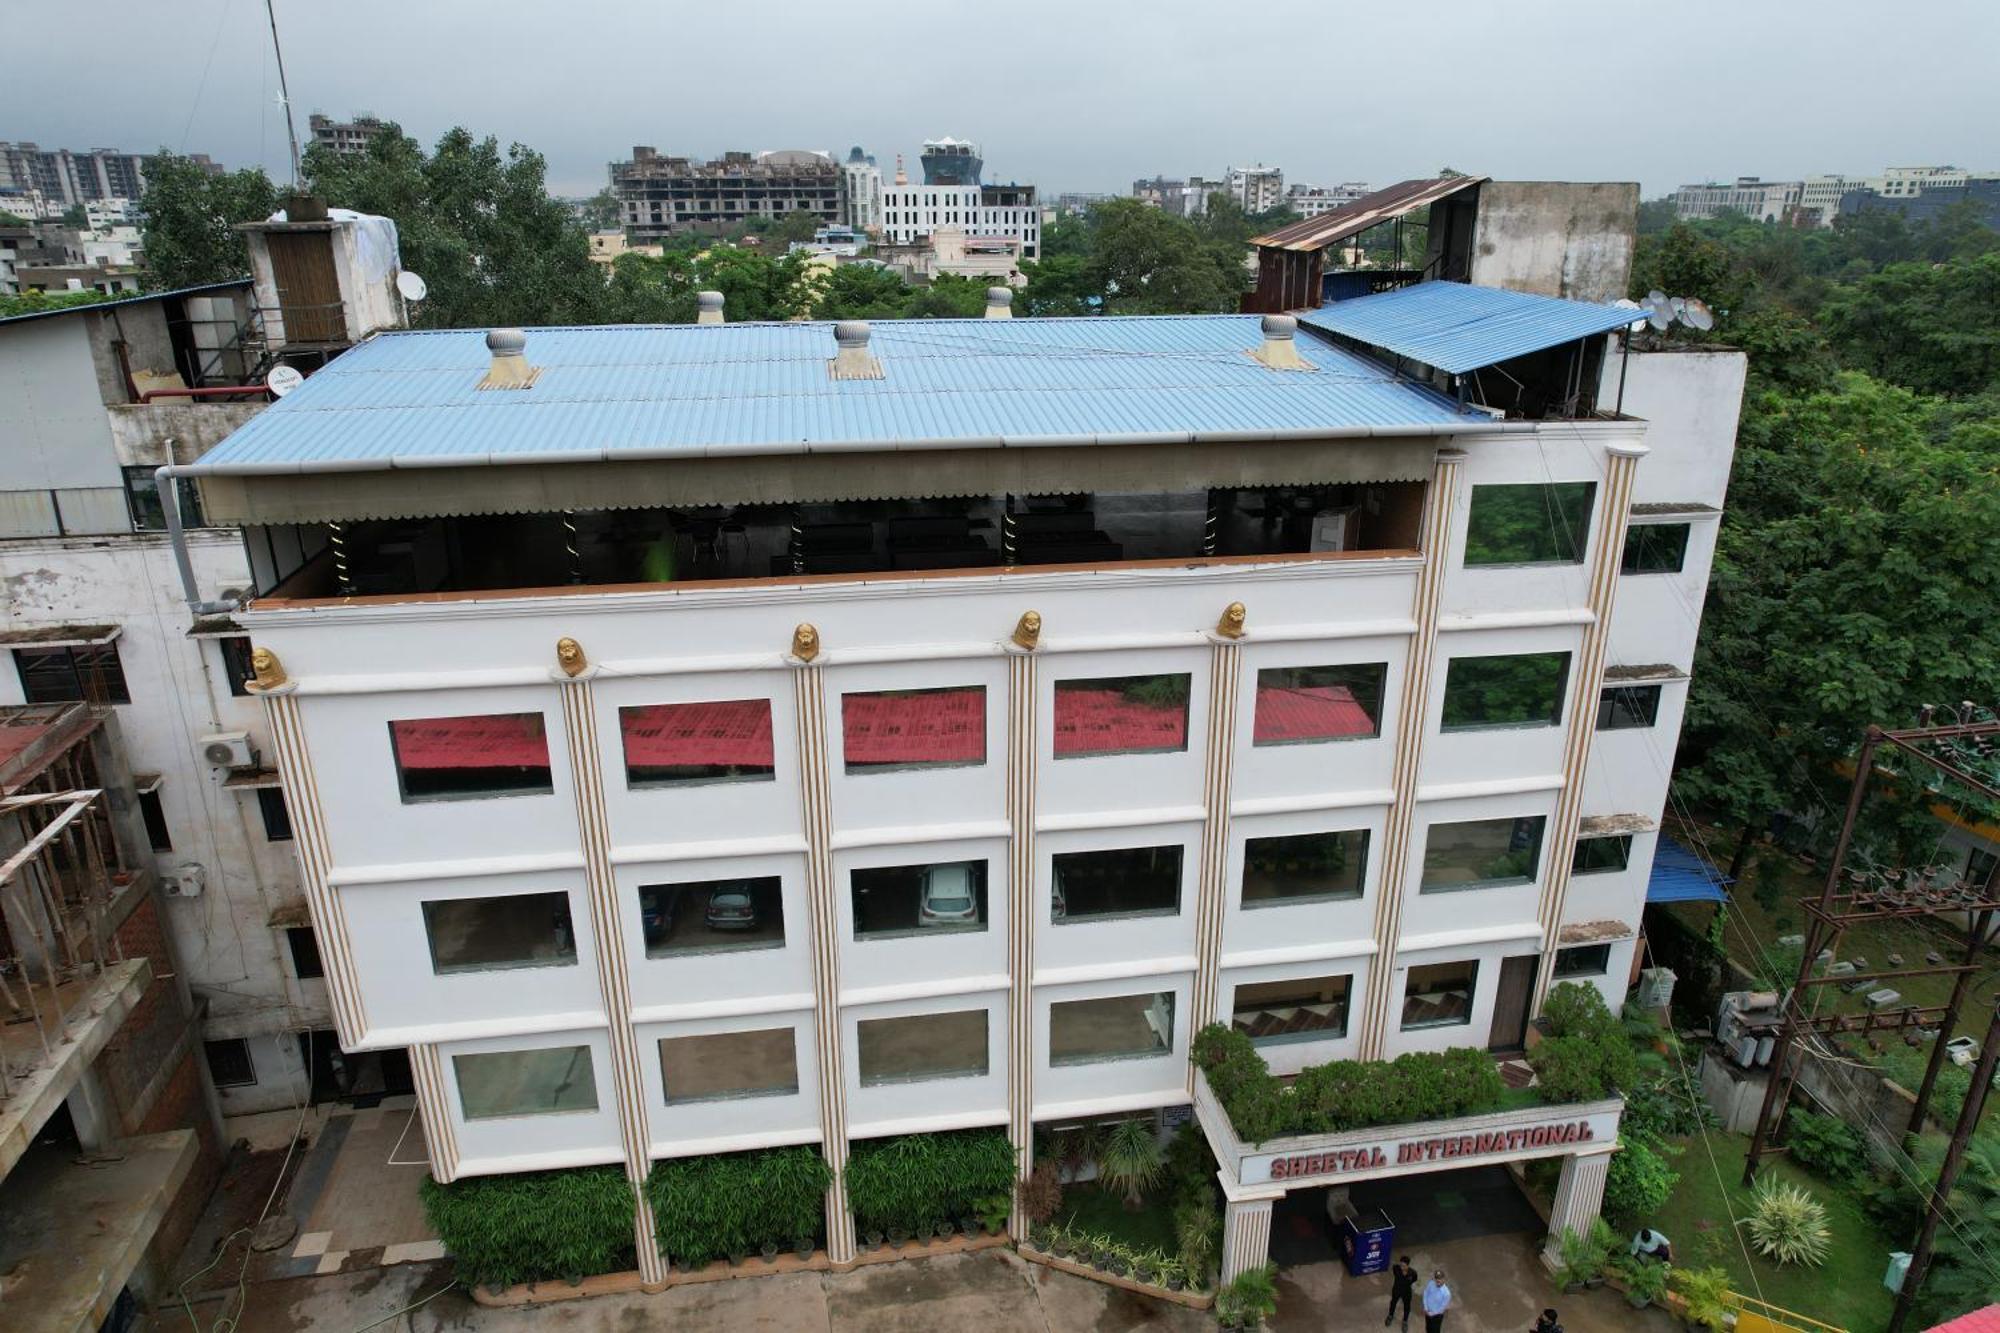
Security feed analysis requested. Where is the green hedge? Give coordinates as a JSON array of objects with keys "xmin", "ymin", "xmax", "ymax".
[
  {"xmin": 844, "ymin": 1128, "xmax": 1015, "ymax": 1237},
  {"xmin": 644, "ymin": 1145, "xmax": 832, "ymax": 1267},
  {"xmin": 1528, "ymin": 982, "xmax": 1636, "ymax": 1105},
  {"xmin": 1191, "ymin": 1024, "xmax": 1506, "ymax": 1144},
  {"xmin": 419, "ymin": 1165, "xmax": 634, "ymax": 1287}
]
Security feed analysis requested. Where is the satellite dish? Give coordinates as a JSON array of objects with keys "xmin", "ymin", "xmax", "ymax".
[
  {"xmin": 396, "ymin": 270, "xmax": 429, "ymax": 302},
  {"xmin": 1683, "ymin": 298, "xmax": 1716, "ymax": 331},
  {"xmin": 265, "ymin": 364, "xmax": 304, "ymax": 398},
  {"xmin": 1614, "ymin": 298, "xmax": 1649, "ymax": 332},
  {"xmin": 1645, "ymin": 295, "xmax": 1674, "ymax": 332}
]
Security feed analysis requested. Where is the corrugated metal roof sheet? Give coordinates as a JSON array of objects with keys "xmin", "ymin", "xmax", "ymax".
[
  {"xmin": 189, "ymin": 315, "xmax": 1500, "ymax": 474},
  {"xmin": 1928, "ymin": 1305, "xmax": 2000, "ymax": 1333},
  {"xmin": 0, "ymin": 279, "xmax": 251, "ymax": 327},
  {"xmin": 1646, "ymin": 835, "xmax": 1731, "ymax": 906},
  {"xmin": 1298, "ymin": 281, "xmax": 1640, "ymax": 376},
  {"xmin": 1250, "ymin": 176, "xmax": 1487, "ymax": 252}
]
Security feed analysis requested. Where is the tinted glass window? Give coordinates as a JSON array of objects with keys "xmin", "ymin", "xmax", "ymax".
[
  {"xmin": 856, "ymin": 1009, "xmax": 988, "ymax": 1085},
  {"xmin": 1253, "ymin": 664, "xmax": 1386, "ymax": 745},
  {"xmin": 286, "ymin": 926, "xmax": 324, "ymax": 979},
  {"xmin": 14, "ymin": 643, "xmax": 130, "ymax": 705},
  {"xmin": 422, "ymin": 891, "xmax": 578, "ymax": 974},
  {"xmin": 1597, "ymin": 685, "xmax": 1661, "ymax": 730},
  {"xmin": 1571, "ymin": 835, "xmax": 1632, "ymax": 874},
  {"xmin": 1053, "ymin": 674, "xmax": 1189, "ymax": 758},
  {"xmin": 659, "ymin": 1028, "xmax": 798, "ymax": 1103},
  {"xmin": 852, "ymin": 859, "xmax": 987, "ymax": 939},
  {"xmin": 1421, "ymin": 816, "xmax": 1546, "ymax": 892},
  {"xmin": 1049, "ymin": 992, "xmax": 1175, "ymax": 1065},
  {"xmin": 1051, "ymin": 844, "xmax": 1182, "ymax": 922},
  {"xmin": 204, "ymin": 1037, "xmax": 255, "ymax": 1087},
  {"xmin": 219, "ymin": 637, "xmax": 256, "ymax": 697},
  {"xmin": 638, "ymin": 876, "xmax": 785, "ymax": 956},
  {"xmin": 1232, "ymin": 975, "xmax": 1351, "ymax": 1044},
  {"xmin": 842, "ymin": 686, "xmax": 986, "ymax": 773},
  {"xmin": 1241, "ymin": 830, "xmax": 1367, "ymax": 906},
  {"xmin": 1463, "ymin": 483, "xmax": 1595, "ymax": 565},
  {"xmin": 620, "ymin": 699, "xmax": 775, "ymax": 787},
  {"xmin": 1621, "ymin": 523, "xmax": 1690, "ymax": 575},
  {"xmin": 1554, "ymin": 945, "xmax": 1612, "ymax": 978},
  {"xmin": 258, "ymin": 788, "xmax": 294, "ymax": 842},
  {"xmin": 138, "ymin": 788, "xmax": 172, "ymax": 851},
  {"xmin": 389, "ymin": 713, "xmax": 554, "ymax": 802},
  {"xmin": 1440, "ymin": 652, "xmax": 1570, "ymax": 730},
  {"xmin": 454, "ymin": 1045, "xmax": 598, "ymax": 1119},
  {"xmin": 1402, "ymin": 961, "xmax": 1478, "ymax": 1030}
]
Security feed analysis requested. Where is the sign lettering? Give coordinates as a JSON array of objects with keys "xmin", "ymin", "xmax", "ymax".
[{"xmin": 1264, "ymin": 1119, "xmax": 1599, "ymax": 1182}]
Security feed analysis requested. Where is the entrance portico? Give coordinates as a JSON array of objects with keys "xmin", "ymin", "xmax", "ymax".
[{"xmin": 1194, "ymin": 1070, "xmax": 1622, "ymax": 1280}]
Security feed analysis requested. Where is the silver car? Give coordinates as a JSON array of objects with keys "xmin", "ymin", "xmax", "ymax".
[{"xmin": 917, "ymin": 863, "xmax": 979, "ymax": 927}]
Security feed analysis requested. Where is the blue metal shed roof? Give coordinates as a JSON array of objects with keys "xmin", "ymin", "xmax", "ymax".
[
  {"xmin": 1297, "ymin": 281, "xmax": 1640, "ymax": 376},
  {"xmin": 188, "ymin": 315, "xmax": 1507, "ymax": 474},
  {"xmin": 1646, "ymin": 835, "xmax": 1732, "ymax": 906}
]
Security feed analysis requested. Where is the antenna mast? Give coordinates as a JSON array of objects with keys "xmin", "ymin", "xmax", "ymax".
[{"xmin": 264, "ymin": 0, "xmax": 302, "ymax": 186}]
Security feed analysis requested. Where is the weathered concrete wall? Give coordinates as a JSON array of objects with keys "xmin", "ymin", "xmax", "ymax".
[
  {"xmin": 1471, "ymin": 181, "xmax": 1639, "ymax": 304},
  {"xmin": 0, "ymin": 316, "xmax": 120, "ymax": 490},
  {"xmin": 108, "ymin": 401, "xmax": 265, "ymax": 468}
]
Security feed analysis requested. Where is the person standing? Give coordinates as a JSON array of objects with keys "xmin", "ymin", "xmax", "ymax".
[
  {"xmin": 1533, "ymin": 1310, "xmax": 1564, "ymax": 1333},
  {"xmin": 1421, "ymin": 1269, "xmax": 1453, "ymax": 1332},
  {"xmin": 1385, "ymin": 1255, "xmax": 1418, "ymax": 1330}
]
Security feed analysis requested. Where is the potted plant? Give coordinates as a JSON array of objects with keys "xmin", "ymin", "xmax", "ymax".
[
  {"xmin": 1620, "ymin": 1257, "xmax": 1668, "ymax": 1309},
  {"xmin": 959, "ymin": 1213, "xmax": 980, "ymax": 1239},
  {"xmin": 1132, "ymin": 1252, "xmax": 1157, "ymax": 1285},
  {"xmin": 979, "ymin": 1192, "xmax": 1013, "ymax": 1237},
  {"xmin": 1157, "ymin": 1257, "xmax": 1187, "ymax": 1292},
  {"xmin": 794, "ymin": 1234, "xmax": 815, "ymax": 1261},
  {"xmin": 1669, "ymin": 1265, "xmax": 1733, "ymax": 1331},
  {"xmin": 1549, "ymin": 1219, "xmax": 1615, "ymax": 1292},
  {"xmin": 937, "ymin": 1218, "xmax": 956, "ymax": 1240},
  {"xmin": 865, "ymin": 1228, "xmax": 884, "ymax": 1250},
  {"xmin": 727, "ymin": 1245, "xmax": 749, "ymax": 1268},
  {"xmin": 887, "ymin": 1224, "xmax": 910, "ymax": 1249},
  {"xmin": 759, "ymin": 1239, "xmax": 780, "ymax": 1264},
  {"xmin": 1216, "ymin": 1263, "xmax": 1278, "ymax": 1330}
]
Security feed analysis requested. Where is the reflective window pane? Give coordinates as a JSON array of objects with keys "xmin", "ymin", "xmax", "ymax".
[
  {"xmin": 1050, "ymin": 992, "xmax": 1175, "ymax": 1065},
  {"xmin": 1463, "ymin": 483, "xmax": 1595, "ymax": 565},
  {"xmin": 856, "ymin": 1009, "xmax": 988, "ymax": 1085},
  {"xmin": 659, "ymin": 1028, "xmax": 798, "ymax": 1103},
  {"xmin": 1232, "ymin": 975, "xmax": 1351, "ymax": 1044},
  {"xmin": 1421, "ymin": 816, "xmax": 1546, "ymax": 892},
  {"xmin": 639, "ymin": 876, "xmax": 785, "ymax": 956},
  {"xmin": 1597, "ymin": 685, "xmax": 1661, "ymax": 730},
  {"xmin": 389, "ymin": 713, "xmax": 553, "ymax": 802},
  {"xmin": 1440, "ymin": 652, "xmax": 1570, "ymax": 730},
  {"xmin": 1253, "ymin": 664, "xmax": 1386, "ymax": 745},
  {"xmin": 422, "ymin": 891, "xmax": 578, "ymax": 974},
  {"xmin": 453, "ymin": 1045, "xmax": 598, "ymax": 1119},
  {"xmin": 1051, "ymin": 844, "xmax": 1182, "ymax": 922},
  {"xmin": 1401, "ymin": 960, "xmax": 1478, "ymax": 1030},
  {"xmin": 1053, "ymin": 674, "xmax": 1190, "ymax": 757},
  {"xmin": 1241, "ymin": 830, "xmax": 1367, "ymax": 906},
  {"xmin": 842, "ymin": 686, "xmax": 986, "ymax": 773},
  {"xmin": 1553, "ymin": 945, "xmax": 1612, "ymax": 978},
  {"xmin": 621, "ymin": 699, "xmax": 775, "ymax": 787},
  {"xmin": 1571, "ymin": 835, "xmax": 1633, "ymax": 874},
  {"xmin": 852, "ymin": 860, "xmax": 988, "ymax": 939},
  {"xmin": 1621, "ymin": 523, "xmax": 1690, "ymax": 575}
]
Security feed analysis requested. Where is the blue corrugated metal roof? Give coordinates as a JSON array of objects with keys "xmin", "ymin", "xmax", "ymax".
[
  {"xmin": 188, "ymin": 315, "xmax": 1505, "ymax": 474},
  {"xmin": 1646, "ymin": 835, "xmax": 1732, "ymax": 905},
  {"xmin": 1298, "ymin": 281, "xmax": 1640, "ymax": 376}
]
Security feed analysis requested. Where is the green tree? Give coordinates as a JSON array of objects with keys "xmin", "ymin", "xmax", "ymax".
[
  {"xmin": 0, "ymin": 287, "xmax": 125, "ymax": 318},
  {"xmin": 902, "ymin": 273, "xmax": 990, "ymax": 318},
  {"xmin": 581, "ymin": 188, "xmax": 622, "ymax": 231},
  {"xmin": 303, "ymin": 123, "xmax": 609, "ymax": 327},
  {"xmin": 816, "ymin": 263, "xmax": 916, "ymax": 319},
  {"xmin": 772, "ymin": 208, "xmax": 824, "ymax": 247},
  {"xmin": 137, "ymin": 151, "xmax": 279, "ymax": 290},
  {"xmin": 61, "ymin": 203, "xmax": 87, "ymax": 228},
  {"xmin": 1018, "ymin": 253, "xmax": 1097, "ymax": 316},
  {"xmin": 1819, "ymin": 252, "xmax": 2000, "ymax": 397},
  {"xmin": 1087, "ymin": 198, "xmax": 1242, "ymax": 314},
  {"xmin": 1637, "ymin": 197, "xmax": 1679, "ymax": 236}
]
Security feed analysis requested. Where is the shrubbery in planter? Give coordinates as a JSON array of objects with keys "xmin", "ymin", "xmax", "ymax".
[
  {"xmin": 844, "ymin": 1128, "xmax": 1015, "ymax": 1240},
  {"xmin": 643, "ymin": 1145, "xmax": 832, "ymax": 1269},
  {"xmin": 419, "ymin": 1165, "xmax": 635, "ymax": 1287},
  {"xmin": 1216, "ymin": 1263, "xmax": 1278, "ymax": 1329},
  {"xmin": 1784, "ymin": 1107, "xmax": 1869, "ymax": 1188},
  {"xmin": 1603, "ymin": 1136, "xmax": 1679, "ymax": 1224},
  {"xmin": 1528, "ymin": 982, "xmax": 1637, "ymax": 1104}
]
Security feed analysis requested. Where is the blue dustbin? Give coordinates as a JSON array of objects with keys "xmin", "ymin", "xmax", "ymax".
[{"xmin": 1339, "ymin": 1209, "xmax": 1396, "ymax": 1277}]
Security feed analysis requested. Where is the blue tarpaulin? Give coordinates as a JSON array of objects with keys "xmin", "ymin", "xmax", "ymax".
[{"xmin": 1647, "ymin": 835, "xmax": 1732, "ymax": 905}]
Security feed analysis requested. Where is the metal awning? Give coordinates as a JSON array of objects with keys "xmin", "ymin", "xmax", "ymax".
[
  {"xmin": 1299, "ymin": 281, "xmax": 1642, "ymax": 376},
  {"xmin": 1646, "ymin": 835, "xmax": 1731, "ymax": 905},
  {"xmin": 1251, "ymin": 176, "xmax": 1488, "ymax": 253}
]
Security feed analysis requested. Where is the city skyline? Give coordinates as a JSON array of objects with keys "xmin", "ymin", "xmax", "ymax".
[{"xmin": 4, "ymin": 0, "xmax": 1995, "ymax": 199}]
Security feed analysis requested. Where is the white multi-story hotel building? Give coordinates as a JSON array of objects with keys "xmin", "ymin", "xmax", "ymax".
[
  {"xmin": 878, "ymin": 181, "xmax": 1040, "ymax": 260},
  {"xmin": 173, "ymin": 277, "xmax": 1742, "ymax": 1282}
]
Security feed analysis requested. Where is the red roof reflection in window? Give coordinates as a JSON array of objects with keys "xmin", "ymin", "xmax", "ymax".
[
  {"xmin": 620, "ymin": 699, "xmax": 774, "ymax": 770},
  {"xmin": 1253, "ymin": 684, "xmax": 1375, "ymax": 744},
  {"xmin": 843, "ymin": 687, "xmax": 986, "ymax": 769},
  {"xmin": 389, "ymin": 713, "xmax": 550, "ymax": 770},
  {"xmin": 1052, "ymin": 681, "xmax": 1190, "ymax": 757}
]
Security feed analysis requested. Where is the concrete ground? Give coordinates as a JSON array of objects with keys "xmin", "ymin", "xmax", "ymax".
[{"xmin": 160, "ymin": 1236, "xmax": 1678, "ymax": 1333}]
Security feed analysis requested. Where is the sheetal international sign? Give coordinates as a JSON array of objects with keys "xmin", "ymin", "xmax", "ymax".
[{"xmin": 1236, "ymin": 1107, "xmax": 1622, "ymax": 1188}]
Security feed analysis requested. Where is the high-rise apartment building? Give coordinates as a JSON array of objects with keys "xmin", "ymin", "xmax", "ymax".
[
  {"xmin": 1227, "ymin": 164, "xmax": 1285, "ymax": 213},
  {"xmin": 609, "ymin": 148, "xmax": 843, "ymax": 242},
  {"xmin": 308, "ymin": 113, "xmax": 388, "ymax": 157}
]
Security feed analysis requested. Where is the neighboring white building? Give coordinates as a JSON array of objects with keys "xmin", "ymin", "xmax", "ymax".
[
  {"xmin": 792, "ymin": 225, "xmax": 867, "ymax": 259},
  {"xmin": 1287, "ymin": 182, "xmax": 1371, "ymax": 218},
  {"xmin": 1671, "ymin": 176, "xmax": 1802, "ymax": 223},
  {"xmin": 879, "ymin": 181, "xmax": 1040, "ymax": 260},
  {"xmin": 1227, "ymin": 164, "xmax": 1285, "ymax": 213},
  {"xmin": 176, "ymin": 259, "xmax": 1742, "ymax": 1280},
  {"xmin": 839, "ymin": 147, "xmax": 883, "ymax": 232}
]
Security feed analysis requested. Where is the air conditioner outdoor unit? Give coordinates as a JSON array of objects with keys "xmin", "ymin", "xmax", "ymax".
[
  {"xmin": 199, "ymin": 731, "xmax": 256, "ymax": 769},
  {"xmin": 1637, "ymin": 966, "xmax": 1677, "ymax": 1011}
]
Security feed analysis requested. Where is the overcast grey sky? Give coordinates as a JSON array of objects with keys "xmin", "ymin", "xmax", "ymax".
[{"xmin": 7, "ymin": 0, "xmax": 1997, "ymax": 199}]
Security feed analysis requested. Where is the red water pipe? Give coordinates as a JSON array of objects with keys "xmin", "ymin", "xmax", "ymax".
[{"xmin": 136, "ymin": 385, "xmax": 272, "ymax": 403}]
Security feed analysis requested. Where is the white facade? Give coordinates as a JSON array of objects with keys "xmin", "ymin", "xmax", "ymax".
[
  {"xmin": 1227, "ymin": 164, "xmax": 1285, "ymax": 213},
  {"xmin": 878, "ymin": 183, "xmax": 1039, "ymax": 260},
  {"xmin": 1288, "ymin": 183, "xmax": 1370, "ymax": 218},
  {"xmin": 840, "ymin": 154, "xmax": 883, "ymax": 232},
  {"xmin": 1671, "ymin": 177, "xmax": 1802, "ymax": 223},
  {"xmin": 229, "ymin": 339, "xmax": 1739, "ymax": 1259}
]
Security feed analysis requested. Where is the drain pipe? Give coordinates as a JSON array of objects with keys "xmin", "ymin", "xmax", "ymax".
[{"xmin": 156, "ymin": 465, "xmax": 242, "ymax": 616}]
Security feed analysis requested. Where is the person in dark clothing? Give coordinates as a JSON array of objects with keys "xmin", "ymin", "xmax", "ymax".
[
  {"xmin": 1385, "ymin": 1256, "xmax": 1417, "ymax": 1329},
  {"xmin": 1533, "ymin": 1311, "xmax": 1564, "ymax": 1333}
]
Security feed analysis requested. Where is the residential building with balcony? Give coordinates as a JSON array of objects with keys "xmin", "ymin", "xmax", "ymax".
[
  {"xmin": 610, "ymin": 148, "xmax": 843, "ymax": 243},
  {"xmin": 174, "ymin": 260, "xmax": 1742, "ymax": 1283}
]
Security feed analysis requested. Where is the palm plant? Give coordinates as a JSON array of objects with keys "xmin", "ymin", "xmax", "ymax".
[
  {"xmin": 1098, "ymin": 1118, "xmax": 1165, "ymax": 1209},
  {"xmin": 1744, "ymin": 1177, "xmax": 1832, "ymax": 1266}
]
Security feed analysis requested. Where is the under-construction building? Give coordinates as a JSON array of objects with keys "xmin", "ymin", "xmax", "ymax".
[{"xmin": 610, "ymin": 148, "xmax": 844, "ymax": 242}]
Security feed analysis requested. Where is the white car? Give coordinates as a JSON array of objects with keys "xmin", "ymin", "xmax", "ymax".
[
  {"xmin": 1948, "ymin": 1036, "xmax": 1981, "ymax": 1069},
  {"xmin": 917, "ymin": 864, "xmax": 980, "ymax": 928}
]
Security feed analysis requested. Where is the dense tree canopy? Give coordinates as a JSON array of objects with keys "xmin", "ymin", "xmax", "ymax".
[{"xmin": 137, "ymin": 151, "xmax": 279, "ymax": 289}]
